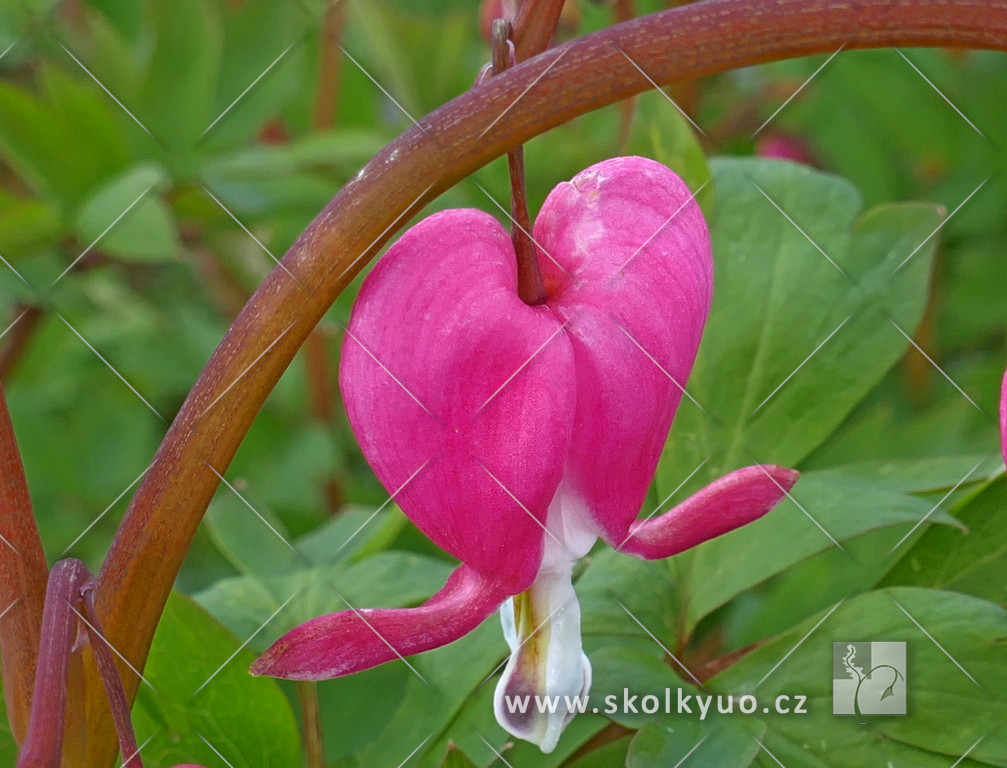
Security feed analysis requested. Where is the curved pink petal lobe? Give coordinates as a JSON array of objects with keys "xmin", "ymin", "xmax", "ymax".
[
  {"xmin": 533, "ymin": 156, "xmax": 713, "ymax": 544},
  {"xmin": 618, "ymin": 465, "xmax": 799, "ymax": 560},
  {"xmin": 340, "ymin": 209, "xmax": 575, "ymax": 593},
  {"xmin": 251, "ymin": 565, "xmax": 509, "ymax": 680}
]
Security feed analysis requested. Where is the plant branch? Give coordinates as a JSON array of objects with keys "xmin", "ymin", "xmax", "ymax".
[
  {"xmin": 296, "ymin": 682, "xmax": 325, "ymax": 768},
  {"xmin": 492, "ymin": 20, "xmax": 548, "ymax": 306},
  {"xmin": 16, "ymin": 560, "xmax": 89, "ymax": 768},
  {"xmin": 513, "ymin": 0, "xmax": 568, "ymax": 60},
  {"xmin": 80, "ymin": 1, "xmax": 1007, "ymax": 764},
  {"xmin": 0, "ymin": 385, "xmax": 48, "ymax": 744}
]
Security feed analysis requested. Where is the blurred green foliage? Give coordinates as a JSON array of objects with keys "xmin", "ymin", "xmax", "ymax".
[{"xmin": 0, "ymin": 1, "xmax": 1005, "ymax": 766}]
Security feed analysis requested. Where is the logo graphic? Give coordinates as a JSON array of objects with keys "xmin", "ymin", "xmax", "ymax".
[{"xmin": 832, "ymin": 641, "xmax": 906, "ymax": 721}]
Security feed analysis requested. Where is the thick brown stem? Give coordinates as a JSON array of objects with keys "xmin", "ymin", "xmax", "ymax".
[
  {"xmin": 0, "ymin": 386, "xmax": 48, "ymax": 744},
  {"xmin": 81, "ymin": 3, "xmax": 1007, "ymax": 764}
]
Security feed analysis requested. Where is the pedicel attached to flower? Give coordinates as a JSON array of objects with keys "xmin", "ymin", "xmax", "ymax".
[{"xmin": 250, "ymin": 156, "xmax": 799, "ymax": 752}]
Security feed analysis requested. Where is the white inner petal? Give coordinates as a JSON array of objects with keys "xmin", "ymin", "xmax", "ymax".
[{"xmin": 493, "ymin": 484, "xmax": 598, "ymax": 753}]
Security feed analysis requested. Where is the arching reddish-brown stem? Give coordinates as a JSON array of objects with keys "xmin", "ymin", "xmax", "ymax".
[{"xmin": 38, "ymin": 1, "xmax": 1005, "ymax": 764}]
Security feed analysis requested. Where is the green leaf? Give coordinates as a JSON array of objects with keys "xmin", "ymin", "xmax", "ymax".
[
  {"xmin": 681, "ymin": 472, "xmax": 962, "ymax": 632},
  {"xmin": 203, "ymin": 131, "xmax": 385, "ymax": 181},
  {"xmin": 814, "ymin": 454, "xmax": 1004, "ymax": 494},
  {"xmin": 0, "ymin": 72, "xmax": 125, "ymax": 206},
  {"xmin": 132, "ymin": 591, "xmax": 301, "ymax": 768},
  {"xmin": 627, "ymin": 719, "xmax": 764, "ymax": 768},
  {"xmin": 139, "ymin": 0, "xmax": 222, "ymax": 148},
  {"xmin": 883, "ymin": 475, "xmax": 1007, "ymax": 603},
  {"xmin": 712, "ymin": 588, "xmax": 1007, "ymax": 767},
  {"xmin": 347, "ymin": 621, "xmax": 507, "ymax": 768},
  {"xmin": 0, "ymin": 195, "xmax": 63, "ymax": 256},
  {"xmin": 195, "ymin": 551, "xmax": 454, "ymax": 651},
  {"xmin": 73, "ymin": 163, "xmax": 179, "ymax": 262},
  {"xmin": 659, "ymin": 158, "xmax": 942, "ymax": 494},
  {"xmin": 561, "ymin": 736, "xmax": 632, "ymax": 768}
]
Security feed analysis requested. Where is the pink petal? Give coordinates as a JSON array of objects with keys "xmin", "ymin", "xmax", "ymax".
[
  {"xmin": 1001, "ymin": 368, "xmax": 1007, "ymax": 467},
  {"xmin": 340, "ymin": 209, "xmax": 575, "ymax": 594},
  {"xmin": 533, "ymin": 156, "xmax": 713, "ymax": 544},
  {"xmin": 250, "ymin": 565, "xmax": 509, "ymax": 680},
  {"xmin": 617, "ymin": 465, "xmax": 799, "ymax": 560}
]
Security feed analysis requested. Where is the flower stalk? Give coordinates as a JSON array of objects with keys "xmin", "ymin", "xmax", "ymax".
[{"xmin": 491, "ymin": 19, "xmax": 548, "ymax": 306}]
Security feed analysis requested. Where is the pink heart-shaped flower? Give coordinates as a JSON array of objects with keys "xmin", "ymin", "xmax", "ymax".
[{"xmin": 252, "ymin": 157, "xmax": 798, "ymax": 751}]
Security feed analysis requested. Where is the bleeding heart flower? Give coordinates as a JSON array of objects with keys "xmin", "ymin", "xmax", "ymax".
[{"xmin": 251, "ymin": 157, "xmax": 798, "ymax": 752}]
